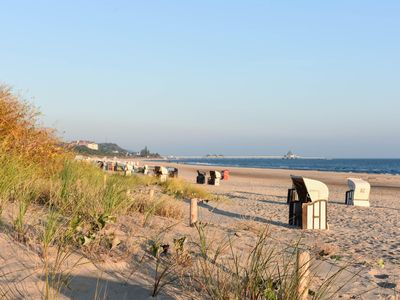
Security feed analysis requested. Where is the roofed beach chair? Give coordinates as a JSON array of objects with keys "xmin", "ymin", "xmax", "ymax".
[
  {"xmin": 154, "ymin": 166, "xmax": 168, "ymax": 182},
  {"xmin": 345, "ymin": 178, "xmax": 370, "ymax": 207},
  {"xmin": 143, "ymin": 165, "xmax": 149, "ymax": 175},
  {"xmin": 288, "ymin": 176, "xmax": 328, "ymax": 230},
  {"xmin": 208, "ymin": 171, "xmax": 222, "ymax": 186},
  {"xmin": 107, "ymin": 162, "xmax": 115, "ymax": 172},
  {"xmin": 167, "ymin": 167, "xmax": 179, "ymax": 178},
  {"xmin": 125, "ymin": 163, "xmax": 134, "ymax": 176},
  {"xmin": 196, "ymin": 171, "xmax": 207, "ymax": 184},
  {"xmin": 116, "ymin": 163, "xmax": 126, "ymax": 173},
  {"xmin": 221, "ymin": 170, "xmax": 230, "ymax": 180},
  {"xmin": 97, "ymin": 160, "xmax": 104, "ymax": 170}
]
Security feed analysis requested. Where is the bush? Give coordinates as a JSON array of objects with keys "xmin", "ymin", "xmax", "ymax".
[
  {"xmin": 0, "ymin": 87, "xmax": 192, "ymax": 247},
  {"xmin": 0, "ymin": 85, "xmax": 66, "ymax": 168}
]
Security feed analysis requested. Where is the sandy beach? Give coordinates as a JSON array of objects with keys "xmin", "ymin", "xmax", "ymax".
[
  {"xmin": 152, "ymin": 161, "xmax": 400, "ymax": 299},
  {"xmin": 3, "ymin": 1, "xmax": 400, "ymax": 298},
  {"xmin": 1, "ymin": 160, "xmax": 398, "ymax": 299}
]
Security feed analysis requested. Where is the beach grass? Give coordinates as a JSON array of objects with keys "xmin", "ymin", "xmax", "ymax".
[{"xmin": 0, "ymin": 85, "xmax": 350, "ymax": 299}]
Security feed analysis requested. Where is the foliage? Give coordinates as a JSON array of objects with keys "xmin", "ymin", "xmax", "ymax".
[
  {"xmin": 161, "ymin": 177, "xmax": 213, "ymax": 200},
  {"xmin": 0, "ymin": 85, "xmax": 67, "ymax": 168}
]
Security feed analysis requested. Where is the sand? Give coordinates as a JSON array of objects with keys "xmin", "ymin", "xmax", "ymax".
[
  {"xmin": 169, "ymin": 162, "xmax": 400, "ymax": 299},
  {"xmin": 1, "ymin": 161, "xmax": 399, "ymax": 299}
]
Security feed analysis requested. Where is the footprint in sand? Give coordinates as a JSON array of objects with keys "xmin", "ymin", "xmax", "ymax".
[
  {"xmin": 377, "ymin": 281, "xmax": 397, "ymax": 289},
  {"xmin": 374, "ymin": 274, "xmax": 389, "ymax": 279}
]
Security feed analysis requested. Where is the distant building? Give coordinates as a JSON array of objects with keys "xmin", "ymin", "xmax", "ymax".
[
  {"xmin": 87, "ymin": 143, "xmax": 99, "ymax": 150},
  {"xmin": 71, "ymin": 140, "xmax": 99, "ymax": 151}
]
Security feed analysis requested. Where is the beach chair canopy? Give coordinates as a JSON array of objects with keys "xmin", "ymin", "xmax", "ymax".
[
  {"xmin": 291, "ymin": 176, "xmax": 329, "ymax": 202},
  {"xmin": 347, "ymin": 178, "xmax": 370, "ymax": 200}
]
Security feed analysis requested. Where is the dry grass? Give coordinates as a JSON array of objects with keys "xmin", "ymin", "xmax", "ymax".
[
  {"xmin": 0, "ymin": 85, "xmax": 66, "ymax": 168},
  {"xmin": 0, "ymin": 87, "xmax": 195, "ymax": 297},
  {"xmin": 130, "ymin": 192, "xmax": 184, "ymax": 226},
  {"xmin": 189, "ymin": 223, "xmax": 348, "ymax": 300},
  {"xmin": 0, "ymin": 86, "xmax": 350, "ymax": 299},
  {"xmin": 161, "ymin": 177, "xmax": 215, "ymax": 201}
]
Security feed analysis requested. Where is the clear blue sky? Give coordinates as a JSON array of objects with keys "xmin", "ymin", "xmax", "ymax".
[{"xmin": 1, "ymin": 1, "xmax": 399, "ymax": 157}]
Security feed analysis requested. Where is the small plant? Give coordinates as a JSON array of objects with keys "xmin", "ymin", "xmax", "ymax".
[
  {"xmin": 14, "ymin": 198, "xmax": 29, "ymax": 241},
  {"xmin": 42, "ymin": 209, "xmax": 62, "ymax": 298},
  {"xmin": 330, "ymin": 255, "xmax": 342, "ymax": 261},
  {"xmin": 149, "ymin": 235, "xmax": 191, "ymax": 297},
  {"xmin": 41, "ymin": 208, "xmax": 86, "ymax": 300},
  {"xmin": 377, "ymin": 258, "xmax": 385, "ymax": 269},
  {"xmin": 190, "ymin": 225, "xmax": 349, "ymax": 300},
  {"xmin": 150, "ymin": 241, "xmax": 173, "ymax": 297}
]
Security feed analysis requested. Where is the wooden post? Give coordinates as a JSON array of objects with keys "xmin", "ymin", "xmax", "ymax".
[
  {"xmin": 297, "ymin": 250, "xmax": 310, "ymax": 300},
  {"xmin": 190, "ymin": 198, "xmax": 198, "ymax": 226},
  {"xmin": 149, "ymin": 189, "xmax": 154, "ymax": 200}
]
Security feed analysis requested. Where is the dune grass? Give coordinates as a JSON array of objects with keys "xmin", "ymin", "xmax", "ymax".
[
  {"xmin": 0, "ymin": 85, "xmax": 350, "ymax": 299},
  {"xmin": 189, "ymin": 223, "xmax": 348, "ymax": 300},
  {"xmin": 161, "ymin": 177, "xmax": 220, "ymax": 201},
  {"xmin": 0, "ymin": 86, "xmax": 197, "ymax": 296}
]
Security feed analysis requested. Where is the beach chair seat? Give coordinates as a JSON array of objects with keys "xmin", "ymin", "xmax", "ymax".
[
  {"xmin": 196, "ymin": 171, "xmax": 207, "ymax": 184},
  {"xmin": 345, "ymin": 178, "xmax": 370, "ymax": 207},
  {"xmin": 288, "ymin": 176, "xmax": 328, "ymax": 230},
  {"xmin": 208, "ymin": 171, "xmax": 222, "ymax": 186}
]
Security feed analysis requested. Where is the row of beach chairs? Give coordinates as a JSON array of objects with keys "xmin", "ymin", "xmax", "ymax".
[
  {"xmin": 196, "ymin": 170, "xmax": 230, "ymax": 186},
  {"xmin": 154, "ymin": 166, "xmax": 179, "ymax": 182},
  {"xmin": 287, "ymin": 176, "xmax": 371, "ymax": 230},
  {"xmin": 95, "ymin": 160, "xmax": 179, "ymax": 181}
]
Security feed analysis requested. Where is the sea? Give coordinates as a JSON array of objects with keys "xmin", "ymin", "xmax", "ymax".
[{"xmin": 168, "ymin": 158, "xmax": 400, "ymax": 175}]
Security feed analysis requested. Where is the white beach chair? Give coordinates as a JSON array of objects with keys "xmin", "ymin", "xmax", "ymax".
[
  {"xmin": 125, "ymin": 163, "xmax": 134, "ymax": 176},
  {"xmin": 154, "ymin": 166, "xmax": 168, "ymax": 182},
  {"xmin": 288, "ymin": 176, "xmax": 328, "ymax": 230},
  {"xmin": 167, "ymin": 167, "xmax": 179, "ymax": 178},
  {"xmin": 208, "ymin": 171, "xmax": 222, "ymax": 186},
  {"xmin": 143, "ymin": 165, "xmax": 149, "ymax": 175},
  {"xmin": 345, "ymin": 178, "xmax": 370, "ymax": 207}
]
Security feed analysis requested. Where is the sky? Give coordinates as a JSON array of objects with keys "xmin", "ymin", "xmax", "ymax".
[{"xmin": 1, "ymin": 1, "xmax": 399, "ymax": 157}]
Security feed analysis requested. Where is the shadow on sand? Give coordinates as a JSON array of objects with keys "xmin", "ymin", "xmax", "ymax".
[
  {"xmin": 257, "ymin": 199, "xmax": 287, "ymax": 206},
  {"xmin": 228, "ymin": 191, "xmax": 287, "ymax": 200},
  {"xmin": 199, "ymin": 202, "xmax": 292, "ymax": 229},
  {"xmin": 46, "ymin": 274, "xmax": 175, "ymax": 300}
]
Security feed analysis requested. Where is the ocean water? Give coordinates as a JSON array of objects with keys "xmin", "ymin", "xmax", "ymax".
[{"xmin": 169, "ymin": 158, "xmax": 400, "ymax": 175}]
